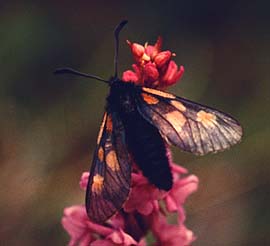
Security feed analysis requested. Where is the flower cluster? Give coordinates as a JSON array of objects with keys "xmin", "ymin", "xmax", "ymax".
[
  {"xmin": 62, "ymin": 160, "xmax": 198, "ymax": 246},
  {"xmin": 122, "ymin": 37, "xmax": 184, "ymax": 89},
  {"xmin": 62, "ymin": 37, "xmax": 198, "ymax": 246}
]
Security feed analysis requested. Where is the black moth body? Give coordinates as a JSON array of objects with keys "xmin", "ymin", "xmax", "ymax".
[
  {"xmin": 107, "ymin": 79, "xmax": 173, "ymax": 191},
  {"xmin": 55, "ymin": 21, "xmax": 243, "ymax": 224}
]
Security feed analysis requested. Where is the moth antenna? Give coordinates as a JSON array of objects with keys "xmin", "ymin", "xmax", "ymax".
[
  {"xmin": 54, "ymin": 67, "xmax": 109, "ymax": 83},
  {"xmin": 54, "ymin": 21, "xmax": 128, "ymax": 83},
  {"xmin": 113, "ymin": 20, "xmax": 128, "ymax": 78}
]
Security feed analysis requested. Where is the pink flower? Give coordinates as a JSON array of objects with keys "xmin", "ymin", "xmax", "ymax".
[{"xmin": 122, "ymin": 37, "xmax": 184, "ymax": 89}]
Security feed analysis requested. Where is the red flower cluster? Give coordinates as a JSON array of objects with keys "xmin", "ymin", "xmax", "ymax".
[
  {"xmin": 62, "ymin": 37, "xmax": 198, "ymax": 246},
  {"xmin": 122, "ymin": 37, "xmax": 184, "ymax": 89}
]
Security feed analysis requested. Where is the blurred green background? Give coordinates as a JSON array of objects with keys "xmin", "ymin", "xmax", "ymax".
[{"xmin": 0, "ymin": 1, "xmax": 269, "ymax": 245}]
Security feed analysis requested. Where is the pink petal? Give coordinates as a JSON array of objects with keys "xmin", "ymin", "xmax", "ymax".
[
  {"xmin": 161, "ymin": 61, "xmax": 177, "ymax": 82},
  {"xmin": 91, "ymin": 240, "xmax": 114, "ymax": 246},
  {"xmin": 86, "ymin": 220, "xmax": 113, "ymax": 236},
  {"xmin": 124, "ymin": 173, "xmax": 161, "ymax": 215},
  {"xmin": 79, "ymin": 172, "xmax": 89, "ymax": 190},
  {"xmin": 170, "ymin": 65, "xmax": 184, "ymax": 85},
  {"xmin": 77, "ymin": 234, "xmax": 94, "ymax": 246},
  {"xmin": 171, "ymin": 163, "xmax": 188, "ymax": 175},
  {"xmin": 165, "ymin": 194, "xmax": 178, "ymax": 212},
  {"xmin": 110, "ymin": 229, "xmax": 138, "ymax": 245},
  {"xmin": 150, "ymin": 210, "xmax": 195, "ymax": 246},
  {"xmin": 173, "ymin": 175, "xmax": 199, "ymax": 203},
  {"xmin": 165, "ymin": 175, "xmax": 199, "ymax": 213},
  {"xmin": 145, "ymin": 36, "xmax": 162, "ymax": 58},
  {"xmin": 161, "ymin": 61, "xmax": 184, "ymax": 86},
  {"xmin": 137, "ymin": 201, "xmax": 154, "ymax": 215}
]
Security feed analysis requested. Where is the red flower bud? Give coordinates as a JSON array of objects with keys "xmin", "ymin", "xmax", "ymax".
[
  {"xmin": 122, "ymin": 70, "xmax": 139, "ymax": 83},
  {"xmin": 145, "ymin": 36, "xmax": 162, "ymax": 59},
  {"xmin": 161, "ymin": 61, "xmax": 184, "ymax": 87},
  {"xmin": 154, "ymin": 51, "xmax": 172, "ymax": 68},
  {"xmin": 127, "ymin": 40, "xmax": 147, "ymax": 62},
  {"xmin": 143, "ymin": 63, "xmax": 159, "ymax": 84}
]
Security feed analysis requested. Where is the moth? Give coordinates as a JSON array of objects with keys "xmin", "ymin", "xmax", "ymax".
[{"xmin": 55, "ymin": 20, "xmax": 243, "ymax": 223}]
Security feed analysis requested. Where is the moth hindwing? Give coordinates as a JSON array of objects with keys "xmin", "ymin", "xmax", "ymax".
[{"xmin": 86, "ymin": 112, "xmax": 131, "ymax": 223}]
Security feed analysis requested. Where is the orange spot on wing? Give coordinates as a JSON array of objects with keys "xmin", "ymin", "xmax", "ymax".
[
  {"xmin": 165, "ymin": 110, "xmax": 186, "ymax": 130},
  {"xmin": 106, "ymin": 150, "xmax": 120, "ymax": 171},
  {"xmin": 98, "ymin": 147, "xmax": 104, "ymax": 162},
  {"xmin": 142, "ymin": 87, "xmax": 176, "ymax": 99},
  {"xmin": 91, "ymin": 174, "xmax": 104, "ymax": 194},
  {"xmin": 142, "ymin": 93, "xmax": 159, "ymax": 104},
  {"xmin": 170, "ymin": 100, "xmax": 186, "ymax": 112},
  {"xmin": 196, "ymin": 110, "xmax": 217, "ymax": 127}
]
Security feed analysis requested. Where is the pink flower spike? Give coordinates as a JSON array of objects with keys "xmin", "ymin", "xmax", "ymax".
[{"xmin": 79, "ymin": 172, "xmax": 89, "ymax": 190}]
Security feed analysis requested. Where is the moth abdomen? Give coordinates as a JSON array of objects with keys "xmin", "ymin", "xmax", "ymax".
[{"xmin": 122, "ymin": 110, "xmax": 173, "ymax": 191}]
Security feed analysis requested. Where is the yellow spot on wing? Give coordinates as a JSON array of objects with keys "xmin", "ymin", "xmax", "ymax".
[
  {"xmin": 142, "ymin": 87, "xmax": 176, "ymax": 99},
  {"xmin": 97, "ymin": 113, "xmax": 107, "ymax": 144},
  {"xmin": 170, "ymin": 100, "xmax": 186, "ymax": 112},
  {"xmin": 165, "ymin": 110, "xmax": 186, "ymax": 130},
  {"xmin": 196, "ymin": 110, "xmax": 217, "ymax": 127},
  {"xmin": 142, "ymin": 93, "xmax": 159, "ymax": 104},
  {"xmin": 91, "ymin": 174, "xmax": 104, "ymax": 194},
  {"xmin": 98, "ymin": 147, "xmax": 104, "ymax": 162},
  {"xmin": 106, "ymin": 115, "xmax": 113, "ymax": 132},
  {"xmin": 106, "ymin": 150, "xmax": 120, "ymax": 171}
]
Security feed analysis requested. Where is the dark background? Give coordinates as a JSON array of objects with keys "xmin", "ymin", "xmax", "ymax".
[{"xmin": 0, "ymin": 1, "xmax": 269, "ymax": 245}]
